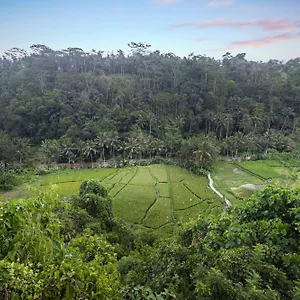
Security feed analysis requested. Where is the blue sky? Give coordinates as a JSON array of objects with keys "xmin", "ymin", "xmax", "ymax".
[{"xmin": 1, "ymin": 0, "xmax": 300, "ymax": 61}]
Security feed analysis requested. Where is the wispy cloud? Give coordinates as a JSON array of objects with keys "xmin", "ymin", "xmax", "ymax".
[
  {"xmin": 153, "ymin": 0, "xmax": 176, "ymax": 3},
  {"xmin": 169, "ymin": 18, "xmax": 297, "ymax": 32},
  {"xmin": 231, "ymin": 32, "xmax": 300, "ymax": 47},
  {"xmin": 208, "ymin": 0, "xmax": 234, "ymax": 7},
  {"xmin": 208, "ymin": 32, "xmax": 300, "ymax": 52},
  {"xmin": 237, "ymin": 19, "xmax": 295, "ymax": 31}
]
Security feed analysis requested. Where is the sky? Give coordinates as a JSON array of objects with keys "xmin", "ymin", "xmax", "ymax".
[{"xmin": 1, "ymin": 0, "xmax": 300, "ymax": 61}]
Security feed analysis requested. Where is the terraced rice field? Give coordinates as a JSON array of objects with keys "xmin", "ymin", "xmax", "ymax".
[
  {"xmin": 39, "ymin": 164, "xmax": 222, "ymax": 230},
  {"xmin": 212, "ymin": 159, "xmax": 300, "ymax": 204}
]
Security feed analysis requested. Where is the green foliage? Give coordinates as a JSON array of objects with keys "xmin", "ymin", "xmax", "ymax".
[
  {"xmin": 73, "ymin": 180, "xmax": 113, "ymax": 230},
  {"xmin": 1, "ymin": 45, "xmax": 300, "ymax": 169},
  {"xmin": 0, "ymin": 173, "xmax": 18, "ymax": 191},
  {"xmin": 38, "ymin": 165, "xmax": 220, "ymax": 232},
  {"xmin": 121, "ymin": 186, "xmax": 300, "ymax": 299},
  {"xmin": 0, "ymin": 192, "xmax": 120, "ymax": 299},
  {"xmin": 79, "ymin": 179, "xmax": 108, "ymax": 198},
  {"xmin": 237, "ymin": 161, "xmax": 280, "ymax": 180}
]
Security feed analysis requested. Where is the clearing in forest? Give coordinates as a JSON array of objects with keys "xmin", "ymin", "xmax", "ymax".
[
  {"xmin": 212, "ymin": 160, "xmax": 300, "ymax": 203},
  {"xmin": 38, "ymin": 164, "xmax": 222, "ymax": 230}
]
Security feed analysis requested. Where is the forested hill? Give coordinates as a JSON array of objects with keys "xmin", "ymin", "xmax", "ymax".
[{"xmin": 0, "ymin": 43, "xmax": 299, "ymax": 148}]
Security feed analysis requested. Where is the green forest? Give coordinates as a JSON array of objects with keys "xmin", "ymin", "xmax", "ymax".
[{"xmin": 0, "ymin": 43, "xmax": 300, "ymax": 299}]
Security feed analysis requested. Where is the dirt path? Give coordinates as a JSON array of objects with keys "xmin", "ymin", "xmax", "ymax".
[{"xmin": 207, "ymin": 172, "xmax": 232, "ymax": 207}]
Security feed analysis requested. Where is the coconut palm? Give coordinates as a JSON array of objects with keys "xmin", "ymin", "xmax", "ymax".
[
  {"xmin": 83, "ymin": 140, "xmax": 97, "ymax": 168},
  {"xmin": 124, "ymin": 137, "xmax": 139, "ymax": 159},
  {"xmin": 193, "ymin": 137, "xmax": 218, "ymax": 169},
  {"xmin": 58, "ymin": 136, "xmax": 75, "ymax": 169},
  {"xmin": 95, "ymin": 132, "xmax": 109, "ymax": 164},
  {"xmin": 40, "ymin": 139, "xmax": 59, "ymax": 166},
  {"xmin": 107, "ymin": 131, "xmax": 119, "ymax": 158}
]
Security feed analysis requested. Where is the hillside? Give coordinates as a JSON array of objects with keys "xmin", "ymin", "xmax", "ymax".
[{"xmin": 0, "ymin": 44, "xmax": 300, "ymax": 169}]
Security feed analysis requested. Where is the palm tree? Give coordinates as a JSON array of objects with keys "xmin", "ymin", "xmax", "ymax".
[
  {"xmin": 95, "ymin": 132, "xmax": 109, "ymax": 164},
  {"xmin": 58, "ymin": 136, "xmax": 75, "ymax": 169},
  {"xmin": 193, "ymin": 137, "xmax": 218, "ymax": 169},
  {"xmin": 83, "ymin": 140, "xmax": 97, "ymax": 168},
  {"xmin": 76, "ymin": 140, "xmax": 87, "ymax": 168},
  {"xmin": 124, "ymin": 137, "xmax": 139, "ymax": 160},
  {"xmin": 107, "ymin": 131, "xmax": 119, "ymax": 158},
  {"xmin": 40, "ymin": 139, "xmax": 59, "ymax": 166},
  {"xmin": 13, "ymin": 138, "xmax": 32, "ymax": 164}
]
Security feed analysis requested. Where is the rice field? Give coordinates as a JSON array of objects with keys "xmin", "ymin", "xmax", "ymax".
[
  {"xmin": 212, "ymin": 159, "xmax": 300, "ymax": 204},
  {"xmin": 37, "ymin": 164, "xmax": 223, "ymax": 230}
]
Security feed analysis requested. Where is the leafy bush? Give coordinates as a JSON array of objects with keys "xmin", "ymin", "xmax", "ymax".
[
  {"xmin": 121, "ymin": 186, "xmax": 300, "ymax": 299},
  {"xmin": 0, "ymin": 173, "xmax": 18, "ymax": 191},
  {"xmin": 79, "ymin": 179, "xmax": 108, "ymax": 198},
  {"xmin": 75, "ymin": 180, "xmax": 113, "ymax": 230},
  {"xmin": 35, "ymin": 165, "xmax": 52, "ymax": 175},
  {"xmin": 0, "ymin": 193, "xmax": 120, "ymax": 299}
]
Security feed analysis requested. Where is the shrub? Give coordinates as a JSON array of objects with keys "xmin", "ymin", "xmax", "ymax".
[
  {"xmin": 75, "ymin": 180, "xmax": 113, "ymax": 230},
  {"xmin": 79, "ymin": 180, "xmax": 108, "ymax": 198},
  {"xmin": 0, "ymin": 173, "xmax": 18, "ymax": 191}
]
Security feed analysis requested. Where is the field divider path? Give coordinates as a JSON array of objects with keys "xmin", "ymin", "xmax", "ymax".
[
  {"xmin": 182, "ymin": 181, "xmax": 205, "ymax": 202},
  {"xmin": 232, "ymin": 162, "xmax": 267, "ymax": 181},
  {"xmin": 97, "ymin": 170, "xmax": 123, "ymax": 190},
  {"xmin": 104, "ymin": 169, "xmax": 130, "ymax": 194},
  {"xmin": 173, "ymin": 201, "xmax": 207, "ymax": 212},
  {"xmin": 102, "ymin": 169, "xmax": 123, "ymax": 182},
  {"xmin": 166, "ymin": 165, "xmax": 175, "ymax": 222},
  {"xmin": 113, "ymin": 168, "xmax": 138, "ymax": 198},
  {"xmin": 141, "ymin": 167, "xmax": 160, "ymax": 226},
  {"xmin": 41, "ymin": 169, "xmax": 118, "ymax": 186},
  {"xmin": 143, "ymin": 221, "xmax": 173, "ymax": 230}
]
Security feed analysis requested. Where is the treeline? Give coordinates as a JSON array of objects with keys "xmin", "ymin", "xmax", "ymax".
[
  {"xmin": 0, "ymin": 43, "xmax": 300, "ymax": 166},
  {"xmin": 1, "ymin": 182, "xmax": 300, "ymax": 299}
]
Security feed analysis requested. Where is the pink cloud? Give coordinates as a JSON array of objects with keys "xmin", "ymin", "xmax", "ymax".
[
  {"xmin": 169, "ymin": 18, "xmax": 297, "ymax": 32},
  {"xmin": 208, "ymin": 0, "xmax": 234, "ymax": 7},
  {"xmin": 237, "ymin": 19, "xmax": 294, "ymax": 31},
  {"xmin": 208, "ymin": 32, "xmax": 300, "ymax": 52},
  {"xmin": 231, "ymin": 32, "xmax": 300, "ymax": 47}
]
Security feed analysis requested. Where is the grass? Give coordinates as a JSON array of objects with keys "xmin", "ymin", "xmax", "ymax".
[
  {"xmin": 1, "ymin": 165, "xmax": 222, "ymax": 233},
  {"xmin": 236, "ymin": 161, "xmax": 280, "ymax": 179},
  {"xmin": 108, "ymin": 183, "xmax": 126, "ymax": 197},
  {"xmin": 148, "ymin": 164, "xmax": 168, "ymax": 182},
  {"xmin": 169, "ymin": 165, "xmax": 199, "ymax": 182},
  {"xmin": 172, "ymin": 182, "xmax": 203, "ymax": 210},
  {"xmin": 174, "ymin": 201, "xmax": 223, "ymax": 223},
  {"xmin": 183, "ymin": 178, "xmax": 216, "ymax": 200},
  {"xmin": 212, "ymin": 159, "xmax": 300, "ymax": 204},
  {"xmin": 113, "ymin": 185, "xmax": 156, "ymax": 224},
  {"xmin": 158, "ymin": 183, "xmax": 170, "ymax": 198},
  {"xmin": 41, "ymin": 168, "xmax": 117, "ymax": 185},
  {"xmin": 129, "ymin": 167, "xmax": 156, "ymax": 186},
  {"xmin": 40, "ymin": 182, "xmax": 82, "ymax": 197},
  {"xmin": 102, "ymin": 169, "xmax": 130, "ymax": 184},
  {"xmin": 143, "ymin": 197, "xmax": 172, "ymax": 229},
  {"xmin": 211, "ymin": 161, "xmax": 265, "ymax": 204}
]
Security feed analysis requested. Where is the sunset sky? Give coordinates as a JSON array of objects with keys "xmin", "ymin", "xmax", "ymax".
[{"xmin": 1, "ymin": 0, "xmax": 300, "ymax": 61}]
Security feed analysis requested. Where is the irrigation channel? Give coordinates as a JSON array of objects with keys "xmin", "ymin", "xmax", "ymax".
[{"xmin": 207, "ymin": 172, "xmax": 232, "ymax": 207}]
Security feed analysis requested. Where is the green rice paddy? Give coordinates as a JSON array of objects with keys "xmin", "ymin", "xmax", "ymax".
[
  {"xmin": 212, "ymin": 159, "xmax": 300, "ymax": 204},
  {"xmin": 2, "ymin": 158, "xmax": 297, "ymax": 231},
  {"xmin": 36, "ymin": 164, "xmax": 223, "ymax": 230}
]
